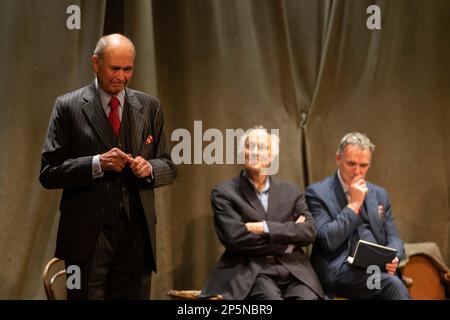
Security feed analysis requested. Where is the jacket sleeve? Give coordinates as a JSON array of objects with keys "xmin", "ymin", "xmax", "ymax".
[
  {"xmin": 39, "ymin": 97, "xmax": 94, "ymax": 189},
  {"xmin": 266, "ymin": 190, "xmax": 317, "ymax": 246},
  {"xmin": 305, "ymin": 186, "xmax": 364, "ymax": 253},
  {"xmin": 211, "ymin": 188, "xmax": 288, "ymax": 256},
  {"xmin": 140, "ymin": 101, "xmax": 177, "ymax": 189}
]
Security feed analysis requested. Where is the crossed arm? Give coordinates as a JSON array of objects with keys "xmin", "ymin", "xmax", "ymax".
[{"xmin": 211, "ymin": 188, "xmax": 316, "ymax": 256}]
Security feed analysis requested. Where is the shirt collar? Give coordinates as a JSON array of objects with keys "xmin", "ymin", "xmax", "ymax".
[
  {"xmin": 337, "ymin": 170, "xmax": 348, "ymax": 194},
  {"xmin": 95, "ymin": 78, "xmax": 125, "ymax": 111}
]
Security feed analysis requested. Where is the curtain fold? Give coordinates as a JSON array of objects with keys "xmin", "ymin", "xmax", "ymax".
[
  {"xmin": 305, "ymin": 0, "xmax": 450, "ymax": 265},
  {"xmin": 0, "ymin": 0, "xmax": 106, "ymax": 299}
]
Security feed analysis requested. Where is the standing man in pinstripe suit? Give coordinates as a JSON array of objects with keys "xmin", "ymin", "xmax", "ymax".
[{"xmin": 40, "ymin": 34, "xmax": 177, "ymax": 299}]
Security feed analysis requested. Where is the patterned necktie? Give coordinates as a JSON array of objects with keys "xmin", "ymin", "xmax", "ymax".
[{"xmin": 109, "ymin": 96, "xmax": 120, "ymax": 136}]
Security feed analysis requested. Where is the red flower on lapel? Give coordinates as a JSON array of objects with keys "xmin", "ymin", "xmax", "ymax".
[{"xmin": 145, "ymin": 134, "xmax": 153, "ymax": 145}]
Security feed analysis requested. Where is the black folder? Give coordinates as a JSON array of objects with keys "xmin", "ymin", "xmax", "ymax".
[{"xmin": 347, "ymin": 240, "xmax": 397, "ymax": 269}]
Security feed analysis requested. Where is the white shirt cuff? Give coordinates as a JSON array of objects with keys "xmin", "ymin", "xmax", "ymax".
[
  {"xmin": 262, "ymin": 220, "xmax": 269, "ymax": 234},
  {"xmin": 147, "ymin": 161, "xmax": 154, "ymax": 179},
  {"xmin": 284, "ymin": 244, "xmax": 295, "ymax": 254},
  {"xmin": 92, "ymin": 155, "xmax": 104, "ymax": 178}
]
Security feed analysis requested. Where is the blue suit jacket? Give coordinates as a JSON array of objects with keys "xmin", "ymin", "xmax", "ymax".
[{"xmin": 305, "ymin": 173, "xmax": 405, "ymax": 295}]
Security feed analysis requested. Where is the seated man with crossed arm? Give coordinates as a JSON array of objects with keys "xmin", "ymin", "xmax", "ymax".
[{"xmin": 200, "ymin": 126, "xmax": 324, "ymax": 300}]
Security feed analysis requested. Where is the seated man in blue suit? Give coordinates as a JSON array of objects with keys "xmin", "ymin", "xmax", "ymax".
[{"xmin": 305, "ymin": 132, "xmax": 410, "ymax": 300}]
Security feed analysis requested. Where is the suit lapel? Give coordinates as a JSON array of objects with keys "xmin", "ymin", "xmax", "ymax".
[
  {"xmin": 266, "ymin": 177, "xmax": 280, "ymax": 221},
  {"xmin": 363, "ymin": 188, "xmax": 385, "ymax": 243},
  {"xmin": 125, "ymin": 89, "xmax": 146, "ymax": 156},
  {"xmin": 331, "ymin": 173, "xmax": 347, "ymax": 215},
  {"xmin": 81, "ymin": 82, "xmax": 113, "ymax": 150},
  {"xmin": 238, "ymin": 172, "xmax": 267, "ymax": 221}
]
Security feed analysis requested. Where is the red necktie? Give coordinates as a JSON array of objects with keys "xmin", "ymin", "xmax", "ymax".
[{"xmin": 109, "ymin": 96, "xmax": 120, "ymax": 136}]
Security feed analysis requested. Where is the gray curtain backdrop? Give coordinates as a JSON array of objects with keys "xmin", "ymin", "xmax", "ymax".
[
  {"xmin": 0, "ymin": 0, "xmax": 448, "ymax": 299},
  {"xmin": 0, "ymin": 0, "xmax": 106, "ymax": 299}
]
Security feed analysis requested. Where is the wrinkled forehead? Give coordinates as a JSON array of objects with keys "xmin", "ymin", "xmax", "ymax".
[
  {"xmin": 246, "ymin": 130, "xmax": 271, "ymax": 146},
  {"xmin": 341, "ymin": 145, "xmax": 372, "ymax": 160},
  {"xmin": 103, "ymin": 44, "xmax": 135, "ymax": 57}
]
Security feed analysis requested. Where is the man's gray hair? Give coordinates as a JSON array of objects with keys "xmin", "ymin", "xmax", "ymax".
[
  {"xmin": 337, "ymin": 132, "xmax": 375, "ymax": 155},
  {"xmin": 93, "ymin": 34, "xmax": 136, "ymax": 59},
  {"xmin": 238, "ymin": 126, "xmax": 280, "ymax": 158}
]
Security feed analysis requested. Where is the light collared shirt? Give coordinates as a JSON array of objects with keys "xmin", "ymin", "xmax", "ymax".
[
  {"xmin": 337, "ymin": 170, "xmax": 349, "ymax": 200},
  {"xmin": 244, "ymin": 171, "xmax": 295, "ymax": 253},
  {"xmin": 245, "ymin": 172, "xmax": 270, "ymax": 212},
  {"xmin": 243, "ymin": 171, "xmax": 270, "ymax": 233},
  {"xmin": 96, "ymin": 78, "xmax": 126, "ymax": 121}
]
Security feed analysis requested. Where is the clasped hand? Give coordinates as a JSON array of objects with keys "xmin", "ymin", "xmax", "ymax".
[
  {"xmin": 347, "ymin": 175, "xmax": 368, "ymax": 214},
  {"xmin": 100, "ymin": 147, "xmax": 151, "ymax": 178}
]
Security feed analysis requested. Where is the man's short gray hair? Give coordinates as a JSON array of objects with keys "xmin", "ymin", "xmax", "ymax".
[
  {"xmin": 93, "ymin": 34, "xmax": 136, "ymax": 59},
  {"xmin": 337, "ymin": 132, "xmax": 375, "ymax": 155}
]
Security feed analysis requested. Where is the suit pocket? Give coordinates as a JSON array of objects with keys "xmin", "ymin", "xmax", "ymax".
[{"xmin": 139, "ymin": 143, "xmax": 153, "ymax": 158}]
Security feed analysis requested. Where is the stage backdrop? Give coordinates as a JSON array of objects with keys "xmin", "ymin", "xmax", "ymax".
[{"xmin": 0, "ymin": 0, "xmax": 448, "ymax": 299}]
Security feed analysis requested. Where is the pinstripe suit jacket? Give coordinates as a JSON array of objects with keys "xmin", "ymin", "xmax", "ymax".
[{"xmin": 40, "ymin": 81, "xmax": 177, "ymax": 267}]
